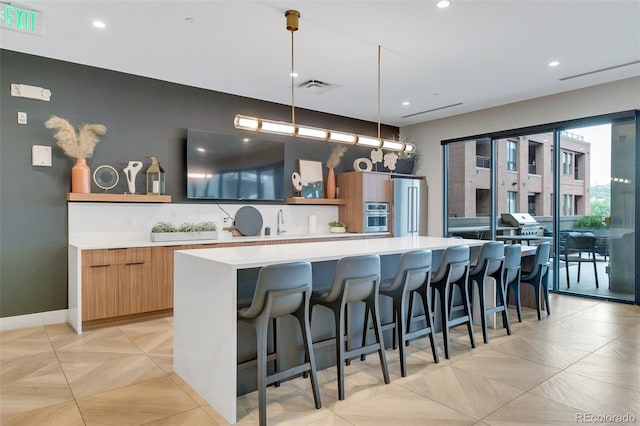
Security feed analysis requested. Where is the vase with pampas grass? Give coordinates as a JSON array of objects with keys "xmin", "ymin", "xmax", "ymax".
[
  {"xmin": 326, "ymin": 146, "xmax": 347, "ymax": 199},
  {"xmin": 45, "ymin": 116, "xmax": 107, "ymax": 193}
]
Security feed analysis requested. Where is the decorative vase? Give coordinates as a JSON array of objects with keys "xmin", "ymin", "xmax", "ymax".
[
  {"xmin": 326, "ymin": 167, "xmax": 336, "ymax": 199},
  {"xmin": 71, "ymin": 158, "xmax": 91, "ymax": 193}
]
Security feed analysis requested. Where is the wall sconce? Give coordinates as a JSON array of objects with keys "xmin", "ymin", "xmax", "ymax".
[
  {"xmin": 233, "ymin": 10, "xmax": 415, "ymax": 154},
  {"xmin": 512, "ymin": 181, "xmax": 517, "ymax": 186}
]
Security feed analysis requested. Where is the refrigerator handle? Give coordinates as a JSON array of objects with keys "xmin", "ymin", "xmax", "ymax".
[{"xmin": 408, "ymin": 186, "xmax": 418, "ymax": 233}]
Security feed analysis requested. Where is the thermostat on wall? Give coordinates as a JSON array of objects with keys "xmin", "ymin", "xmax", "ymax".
[{"xmin": 32, "ymin": 145, "xmax": 52, "ymax": 167}]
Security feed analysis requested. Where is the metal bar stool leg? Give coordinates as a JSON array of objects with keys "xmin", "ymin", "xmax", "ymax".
[{"xmin": 368, "ymin": 296, "xmax": 390, "ymax": 385}]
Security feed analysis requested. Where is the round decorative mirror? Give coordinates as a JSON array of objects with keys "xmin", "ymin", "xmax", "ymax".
[{"xmin": 93, "ymin": 165, "xmax": 119, "ymax": 191}]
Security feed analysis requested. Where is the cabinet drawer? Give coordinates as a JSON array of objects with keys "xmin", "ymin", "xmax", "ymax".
[{"xmin": 82, "ymin": 247, "xmax": 151, "ymax": 267}]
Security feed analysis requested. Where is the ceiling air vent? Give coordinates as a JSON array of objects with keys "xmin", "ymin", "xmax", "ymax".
[
  {"xmin": 402, "ymin": 102, "xmax": 463, "ymax": 119},
  {"xmin": 559, "ymin": 60, "xmax": 640, "ymax": 81},
  {"xmin": 297, "ymin": 79, "xmax": 339, "ymax": 95}
]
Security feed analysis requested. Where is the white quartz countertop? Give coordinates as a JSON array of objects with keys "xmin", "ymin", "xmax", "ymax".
[
  {"xmin": 177, "ymin": 236, "xmax": 484, "ymax": 269},
  {"xmin": 69, "ymin": 231, "xmax": 390, "ymax": 250}
]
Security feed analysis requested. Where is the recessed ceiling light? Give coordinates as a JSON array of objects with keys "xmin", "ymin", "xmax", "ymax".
[
  {"xmin": 437, "ymin": 0, "xmax": 450, "ymax": 8},
  {"xmin": 243, "ymin": 138, "xmax": 250, "ymax": 143},
  {"xmin": 92, "ymin": 20, "xmax": 106, "ymax": 29},
  {"xmin": 196, "ymin": 147, "xmax": 205, "ymax": 153},
  {"xmin": 402, "ymin": 101, "xmax": 410, "ymax": 106},
  {"xmin": 290, "ymin": 72, "xmax": 298, "ymax": 77},
  {"xmin": 548, "ymin": 61, "xmax": 560, "ymax": 67}
]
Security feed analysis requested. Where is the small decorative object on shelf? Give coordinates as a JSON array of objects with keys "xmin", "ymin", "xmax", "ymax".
[
  {"xmin": 353, "ymin": 158, "xmax": 373, "ymax": 172},
  {"xmin": 298, "ymin": 159, "xmax": 324, "ymax": 198},
  {"xmin": 370, "ymin": 148, "xmax": 383, "ymax": 172},
  {"xmin": 146, "ymin": 156, "xmax": 165, "ymax": 195},
  {"xmin": 329, "ymin": 220, "xmax": 347, "ymax": 233},
  {"xmin": 326, "ymin": 146, "xmax": 346, "ymax": 199},
  {"xmin": 123, "ymin": 161, "xmax": 143, "ymax": 194},
  {"xmin": 383, "ymin": 152, "xmax": 399, "ymax": 171},
  {"xmin": 93, "ymin": 165, "xmax": 119, "ymax": 192},
  {"xmin": 150, "ymin": 221, "xmax": 218, "ymax": 242},
  {"xmin": 291, "ymin": 171, "xmax": 303, "ymax": 196},
  {"xmin": 45, "ymin": 115, "xmax": 107, "ymax": 194}
]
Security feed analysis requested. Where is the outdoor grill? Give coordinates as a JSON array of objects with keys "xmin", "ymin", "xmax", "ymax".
[{"xmin": 500, "ymin": 213, "xmax": 541, "ymax": 236}]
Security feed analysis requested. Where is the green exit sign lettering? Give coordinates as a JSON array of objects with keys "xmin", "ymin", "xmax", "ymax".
[{"xmin": 0, "ymin": 2, "xmax": 43, "ymax": 36}]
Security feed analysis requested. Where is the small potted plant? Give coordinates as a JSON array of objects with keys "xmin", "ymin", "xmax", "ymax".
[
  {"xmin": 329, "ymin": 220, "xmax": 347, "ymax": 233},
  {"xmin": 391, "ymin": 134, "xmax": 419, "ymax": 175},
  {"xmin": 151, "ymin": 221, "xmax": 218, "ymax": 242}
]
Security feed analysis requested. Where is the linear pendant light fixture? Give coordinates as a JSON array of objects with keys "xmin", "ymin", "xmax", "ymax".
[{"xmin": 234, "ymin": 10, "xmax": 415, "ymax": 154}]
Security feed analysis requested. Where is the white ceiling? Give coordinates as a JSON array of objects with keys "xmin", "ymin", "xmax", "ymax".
[{"xmin": 2, "ymin": 1, "xmax": 639, "ymax": 127}]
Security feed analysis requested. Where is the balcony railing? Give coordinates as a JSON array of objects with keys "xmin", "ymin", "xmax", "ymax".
[{"xmin": 560, "ymin": 130, "xmax": 585, "ymax": 141}]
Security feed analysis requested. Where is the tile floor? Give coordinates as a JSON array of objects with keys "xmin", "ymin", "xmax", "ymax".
[{"xmin": 1, "ymin": 294, "xmax": 639, "ymax": 425}]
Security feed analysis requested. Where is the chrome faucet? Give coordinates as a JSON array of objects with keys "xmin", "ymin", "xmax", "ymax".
[{"xmin": 277, "ymin": 209, "xmax": 286, "ymax": 235}]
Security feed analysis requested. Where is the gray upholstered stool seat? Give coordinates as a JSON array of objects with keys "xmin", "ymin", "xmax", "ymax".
[
  {"xmin": 238, "ymin": 261, "xmax": 321, "ymax": 426},
  {"xmin": 377, "ymin": 250, "xmax": 439, "ymax": 377},
  {"xmin": 520, "ymin": 242, "xmax": 551, "ymax": 320},
  {"xmin": 310, "ymin": 254, "xmax": 390, "ymax": 400},
  {"xmin": 430, "ymin": 245, "xmax": 475, "ymax": 359},
  {"xmin": 503, "ymin": 244, "xmax": 523, "ymax": 322},
  {"xmin": 468, "ymin": 241, "xmax": 510, "ymax": 343}
]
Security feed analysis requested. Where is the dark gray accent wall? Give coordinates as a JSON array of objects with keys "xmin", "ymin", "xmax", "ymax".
[{"xmin": 0, "ymin": 49, "xmax": 398, "ymax": 318}]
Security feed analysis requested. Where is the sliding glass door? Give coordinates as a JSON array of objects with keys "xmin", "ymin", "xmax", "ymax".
[{"xmin": 443, "ymin": 112, "xmax": 638, "ymax": 304}]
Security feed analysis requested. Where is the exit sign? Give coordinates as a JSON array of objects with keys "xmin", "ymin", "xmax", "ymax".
[{"xmin": 0, "ymin": 2, "xmax": 43, "ymax": 36}]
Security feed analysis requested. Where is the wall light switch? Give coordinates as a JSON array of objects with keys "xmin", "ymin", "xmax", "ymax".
[
  {"xmin": 32, "ymin": 145, "xmax": 52, "ymax": 167},
  {"xmin": 18, "ymin": 112, "xmax": 27, "ymax": 124}
]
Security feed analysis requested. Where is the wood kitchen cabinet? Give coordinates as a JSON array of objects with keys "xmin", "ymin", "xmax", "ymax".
[
  {"xmin": 82, "ymin": 247, "xmax": 152, "ymax": 320},
  {"xmin": 337, "ymin": 171, "xmax": 391, "ymax": 233},
  {"xmin": 74, "ymin": 236, "xmax": 389, "ymax": 330},
  {"xmin": 152, "ymin": 244, "xmax": 200, "ymax": 312}
]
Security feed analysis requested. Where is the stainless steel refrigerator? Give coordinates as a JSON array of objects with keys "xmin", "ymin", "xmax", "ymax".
[{"xmin": 392, "ymin": 176, "xmax": 427, "ymax": 236}]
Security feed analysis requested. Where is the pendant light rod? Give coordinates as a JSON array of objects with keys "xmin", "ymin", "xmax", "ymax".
[
  {"xmin": 291, "ymin": 29, "xmax": 295, "ymax": 124},
  {"xmin": 286, "ymin": 10, "xmax": 299, "ymax": 125},
  {"xmin": 377, "ymin": 45, "xmax": 381, "ymax": 140}
]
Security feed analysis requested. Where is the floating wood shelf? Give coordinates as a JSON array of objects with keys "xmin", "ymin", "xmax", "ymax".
[
  {"xmin": 67, "ymin": 193, "xmax": 172, "ymax": 203},
  {"xmin": 285, "ymin": 197, "xmax": 346, "ymax": 205}
]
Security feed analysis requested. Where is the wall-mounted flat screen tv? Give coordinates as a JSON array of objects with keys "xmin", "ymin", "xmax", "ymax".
[{"xmin": 186, "ymin": 129, "xmax": 285, "ymax": 200}]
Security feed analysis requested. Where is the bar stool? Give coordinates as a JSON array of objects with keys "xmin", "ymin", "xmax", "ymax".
[
  {"xmin": 520, "ymin": 241, "xmax": 551, "ymax": 320},
  {"xmin": 468, "ymin": 241, "xmax": 510, "ymax": 344},
  {"xmin": 504, "ymin": 244, "xmax": 523, "ymax": 322},
  {"xmin": 376, "ymin": 250, "xmax": 439, "ymax": 377},
  {"xmin": 310, "ymin": 255, "xmax": 390, "ymax": 400},
  {"xmin": 430, "ymin": 245, "xmax": 474, "ymax": 359},
  {"xmin": 238, "ymin": 261, "xmax": 321, "ymax": 426}
]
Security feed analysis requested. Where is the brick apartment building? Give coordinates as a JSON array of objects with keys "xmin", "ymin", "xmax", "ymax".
[{"xmin": 448, "ymin": 131, "xmax": 591, "ymax": 219}]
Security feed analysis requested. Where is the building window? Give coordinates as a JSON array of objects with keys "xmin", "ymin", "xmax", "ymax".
[
  {"xmin": 574, "ymin": 153, "xmax": 583, "ymax": 180},
  {"xmin": 507, "ymin": 140, "xmax": 517, "ymax": 172},
  {"xmin": 528, "ymin": 141, "xmax": 538, "ymax": 174},
  {"xmin": 528, "ymin": 193, "xmax": 537, "ymax": 216},
  {"xmin": 476, "ymin": 189, "xmax": 490, "ymax": 216},
  {"xmin": 562, "ymin": 151, "xmax": 573, "ymax": 176},
  {"xmin": 562, "ymin": 194, "xmax": 573, "ymax": 216},
  {"xmin": 507, "ymin": 191, "xmax": 517, "ymax": 213}
]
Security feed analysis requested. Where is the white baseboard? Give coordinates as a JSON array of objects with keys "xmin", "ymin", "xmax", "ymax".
[{"xmin": 0, "ymin": 309, "xmax": 69, "ymax": 332}]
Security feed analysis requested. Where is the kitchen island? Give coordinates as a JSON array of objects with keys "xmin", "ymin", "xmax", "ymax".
[{"xmin": 173, "ymin": 236, "xmax": 483, "ymax": 423}]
